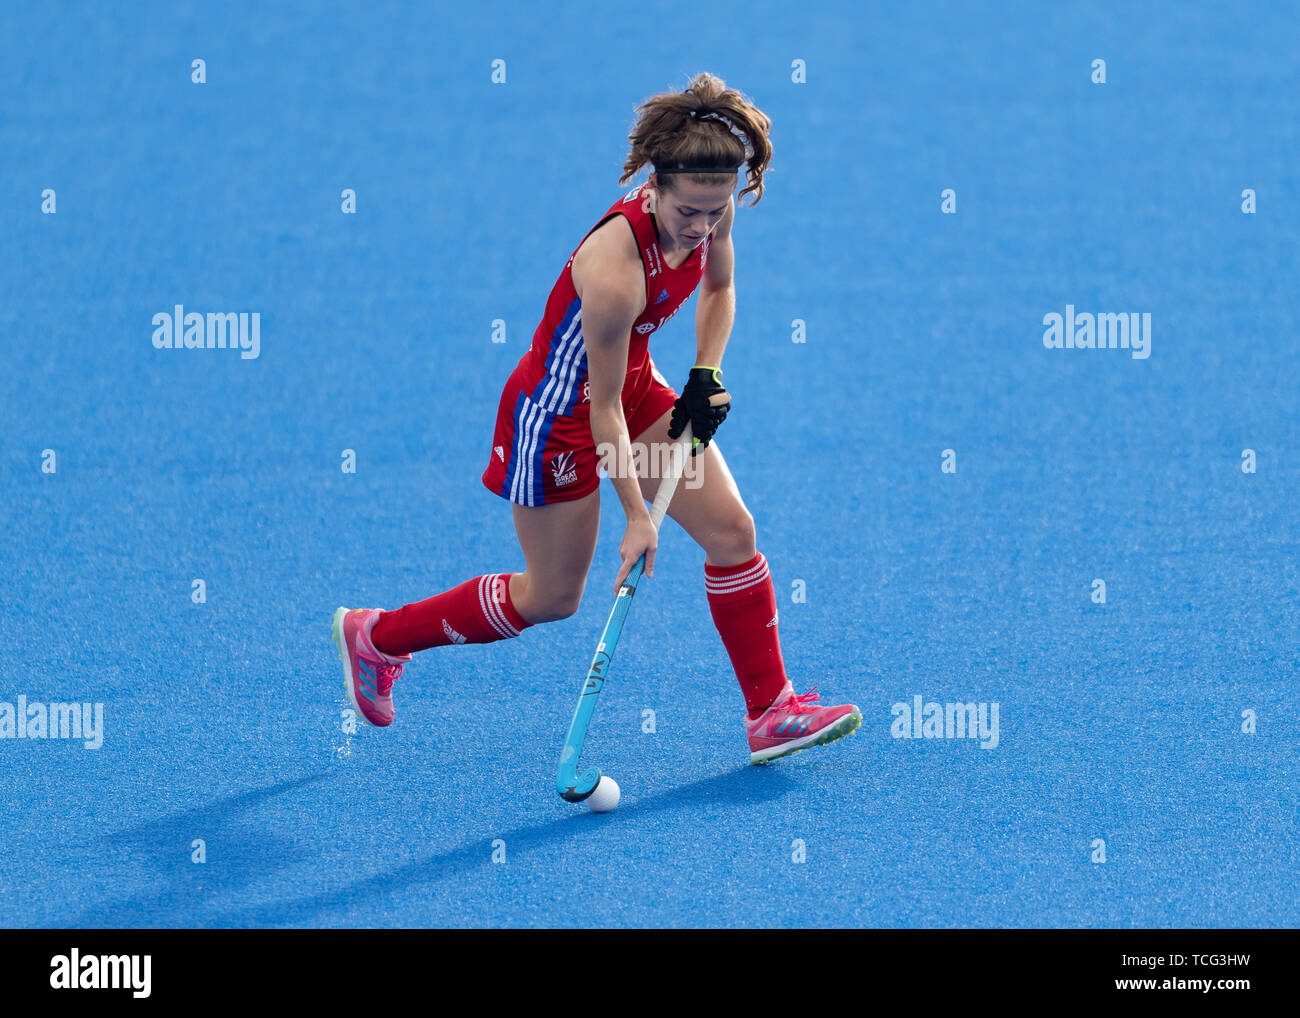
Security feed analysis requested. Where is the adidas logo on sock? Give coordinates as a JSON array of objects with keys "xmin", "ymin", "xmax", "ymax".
[
  {"xmin": 766, "ymin": 611, "xmax": 779, "ymax": 628},
  {"xmin": 442, "ymin": 619, "xmax": 467, "ymax": 644}
]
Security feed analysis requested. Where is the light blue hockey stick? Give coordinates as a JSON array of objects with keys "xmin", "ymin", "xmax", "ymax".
[{"xmin": 556, "ymin": 422, "xmax": 695, "ymax": 803}]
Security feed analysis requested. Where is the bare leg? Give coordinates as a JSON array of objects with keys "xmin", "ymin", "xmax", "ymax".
[
  {"xmin": 508, "ymin": 489, "xmax": 601, "ymax": 624},
  {"xmin": 630, "ymin": 409, "xmax": 756, "ymax": 565}
]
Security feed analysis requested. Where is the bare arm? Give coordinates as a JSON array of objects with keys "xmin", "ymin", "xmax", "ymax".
[
  {"xmin": 695, "ymin": 196, "xmax": 736, "ymax": 367},
  {"xmin": 573, "ymin": 229, "xmax": 649, "ymax": 525}
]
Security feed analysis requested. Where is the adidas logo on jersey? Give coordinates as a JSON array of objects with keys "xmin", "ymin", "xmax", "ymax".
[
  {"xmin": 766, "ymin": 611, "xmax": 779, "ymax": 628},
  {"xmin": 654, "ymin": 287, "xmax": 670, "ymax": 305},
  {"xmin": 495, "ymin": 445, "xmax": 505, "ymax": 462},
  {"xmin": 442, "ymin": 619, "xmax": 467, "ymax": 644},
  {"xmin": 551, "ymin": 451, "xmax": 578, "ymax": 487}
]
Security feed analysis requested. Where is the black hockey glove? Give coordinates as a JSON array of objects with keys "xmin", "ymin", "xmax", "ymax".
[{"xmin": 667, "ymin": 366, "xmax": 730, "ymax": 456}]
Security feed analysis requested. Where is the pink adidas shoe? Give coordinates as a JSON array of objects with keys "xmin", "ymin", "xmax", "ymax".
[
  {"xmin": 332, "ymin": 607, "xmax": 412, "ymax": 727},
  {"xmin": 746, "ymin": 683, "xmax": 862, "ymax": 764}
]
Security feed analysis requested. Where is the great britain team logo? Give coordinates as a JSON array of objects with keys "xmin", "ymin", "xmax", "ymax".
[{"xmin": 551, "ymin": 451, "xmax": 578, "ymax": 487}]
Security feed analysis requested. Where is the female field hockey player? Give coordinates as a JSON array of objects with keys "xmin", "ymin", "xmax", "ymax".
[{"xmin": 333, "ymin": 73, "xmax": 861, "ymax": 764}]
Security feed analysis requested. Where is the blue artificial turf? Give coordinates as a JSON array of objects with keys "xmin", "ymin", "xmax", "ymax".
[{"xmin": 0, "ymin": 0, "xmax": 1296, "ymax": 928}]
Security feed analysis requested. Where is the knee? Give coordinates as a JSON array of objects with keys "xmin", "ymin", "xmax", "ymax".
[
  {"xmin": 709, "ymin": 508, "xmax": 757, "ymax": 564},
  {"xmin": 547, "ymin": 589, "xmax": 585, "ymax": 622},
  {"xmin": 519, "ymin": 579, "xmax": 585, "ymax": 624}
]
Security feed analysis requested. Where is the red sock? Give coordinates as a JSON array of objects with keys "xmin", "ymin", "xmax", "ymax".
[
  {"xmin": 371, "ymin": 573, "xmax": 533, "ymax": 656},
  {"xmin": 705, "ymin": 552, "xmax": 789, "ymax": 716}
]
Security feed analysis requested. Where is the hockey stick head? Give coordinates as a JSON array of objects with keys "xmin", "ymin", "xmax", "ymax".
[{"xmin": 557, "ymin": 754, "xmax": 601, "ymax": 802}]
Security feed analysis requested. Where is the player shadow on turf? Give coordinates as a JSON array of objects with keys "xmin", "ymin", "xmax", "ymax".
[
  {"xmin": 58, "ymin": 772, "xmax": 332, "ymax": 928},
  {"xmin": 204, "ymin": 764, "xmax": 800, "ymax": 926}
]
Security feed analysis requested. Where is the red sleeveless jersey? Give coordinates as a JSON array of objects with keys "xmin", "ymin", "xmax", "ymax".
[
  {"xmin": 519, "ymin": 182, "xmax": 711, "ymax": 416},
  {"xmin": 483, "ymin": 184, "xmax": 711, "ymax": 507}
]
